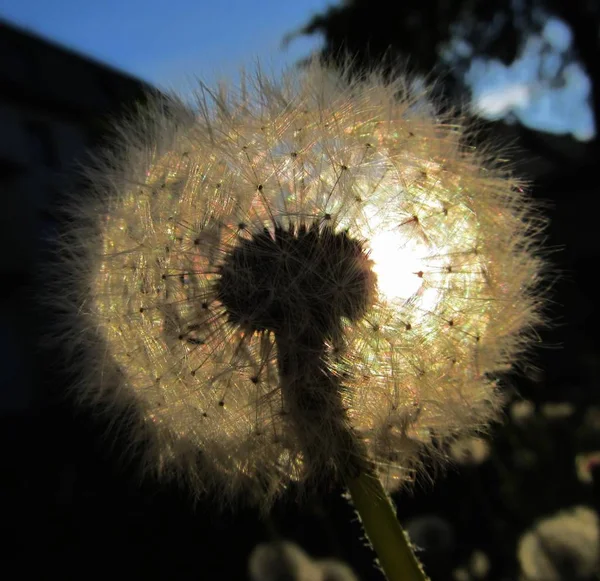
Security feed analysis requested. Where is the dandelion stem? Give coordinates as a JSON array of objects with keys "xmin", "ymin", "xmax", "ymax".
[
  {"xmin": 346, "ymin": 469, "xmax": 429, "ymax": 581},
  {"xmin": 276, "ymin": 330, "xmax": 427, "ymax": 581},
  {"xmin": 275, "ymin": 329, "xmax": 368, "ymax": 483}
]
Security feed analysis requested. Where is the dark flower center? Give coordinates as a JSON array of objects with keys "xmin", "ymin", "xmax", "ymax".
[{"xmin": 216, "ymin": 221, "xmax": 377, "ymax": 337}]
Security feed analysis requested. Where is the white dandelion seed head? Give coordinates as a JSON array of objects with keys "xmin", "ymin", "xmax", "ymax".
[{"xmin": 50, "ymin": 59, "xmax": 546, "ymax": 511}]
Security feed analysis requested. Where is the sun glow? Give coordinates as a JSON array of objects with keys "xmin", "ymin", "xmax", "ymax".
[{"xmin": 368, "ymin": 229, "xmax": 427, "ymax": 301}]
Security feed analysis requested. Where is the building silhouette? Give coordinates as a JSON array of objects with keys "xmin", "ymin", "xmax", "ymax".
[{"xmin": 0, "ymin": 19, "xmax": 158, "ymax": 413}]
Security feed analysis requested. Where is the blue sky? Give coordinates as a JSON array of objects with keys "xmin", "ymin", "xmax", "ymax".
[
  {"xmin": 0, "ymin": 0, "xmax": 596, "ymax": 140},
  {"xmin": 0, "ymin": 0, "xmax": 328, "ymax": 91}
]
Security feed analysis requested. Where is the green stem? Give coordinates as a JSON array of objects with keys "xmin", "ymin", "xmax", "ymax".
[
  {"xmin": 275, "ymin": 331, "xmax": 428, "ymax": 581},
  {"xmin": 345, "ymin": 469, "xmax": 429, "ymax": 581}
]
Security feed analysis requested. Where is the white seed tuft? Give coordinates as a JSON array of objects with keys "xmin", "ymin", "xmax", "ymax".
[{"xmin": 46, "ymin": 59, "xmax": 546, "ymax": 511}]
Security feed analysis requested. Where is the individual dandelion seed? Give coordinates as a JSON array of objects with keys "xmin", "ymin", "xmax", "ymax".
[{"xmin": 52, "ymin": 59, "xmax": 545, "ymax": 514}]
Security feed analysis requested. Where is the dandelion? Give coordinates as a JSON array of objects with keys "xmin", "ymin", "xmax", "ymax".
[{"xmin": 50, "ymin": 60, "xmax": 545, "ymax": 581}]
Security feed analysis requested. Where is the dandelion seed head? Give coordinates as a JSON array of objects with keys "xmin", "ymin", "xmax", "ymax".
[{"xmin": 53, "ymin": 60, "xmax": 546, "ymax": 510}]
